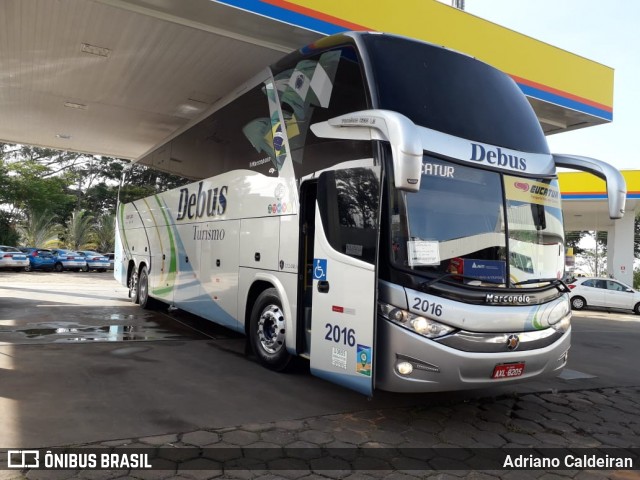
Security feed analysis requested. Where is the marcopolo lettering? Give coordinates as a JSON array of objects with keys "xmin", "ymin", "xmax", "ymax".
[
  {"xmin": 177, "ymin": 182, "xmax": 228, "ymax": 221},
  {"xmin": 486, "ymin": 293, "xmax": 532, "ymax": 304},
  {"xmin": 470, "ymin": 143, "xmax": 527, "ymax": 171}
]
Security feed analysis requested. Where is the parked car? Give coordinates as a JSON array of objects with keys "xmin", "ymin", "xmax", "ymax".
[
  {"xmin": 50, "ymin": 249, "xmax": 87, "ymax": 272},
  {"xmin": 19, "ymin": 247, "xmax": 56, "ymax": 272},
  {"xmin": 77, "ymin": 251, "xmax": 110, "ymax": 272},
  {"xmin": 0, "ymin": 246, "xmax": 29, "ymax": 271},
  {"xmin": 568, "ymin": 277, "xmax": 640, "ymax": 315},
  {"xmin": 104, "ymin": 253, "xmax": 115, "ymax": 270}
]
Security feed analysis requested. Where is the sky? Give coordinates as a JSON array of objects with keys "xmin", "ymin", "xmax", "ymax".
[{"xmin": 462, "ymin": 0, "xmax": 639, "ymax": 171}]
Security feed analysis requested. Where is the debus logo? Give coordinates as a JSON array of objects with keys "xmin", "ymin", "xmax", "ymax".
[
  {"xmin": 470, "ymin": 143, "xmax": 527, "ymax": 171},
  {"xmin": 176, "ymin": 181, "xmax": 228, "ymax": 221}
]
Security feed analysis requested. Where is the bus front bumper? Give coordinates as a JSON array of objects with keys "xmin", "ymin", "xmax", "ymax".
[{"xmin": 375, "ymin": 318, "xmax": 571, "ymax": 393}]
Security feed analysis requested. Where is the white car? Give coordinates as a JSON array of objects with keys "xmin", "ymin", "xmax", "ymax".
[
  {"xmin": 0, "ymin": 245, "xmax": 29, "ymax": 271},
  {"xmin": 568, "ymin": 277, "xmax": 640, "ymax": 315},
  {"xmin": 77, "ymin": 251, "xmax": 110, "ymax": 272}
]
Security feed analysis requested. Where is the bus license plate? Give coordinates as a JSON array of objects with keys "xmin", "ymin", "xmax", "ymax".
[{"xmin": 492, "ymin": 363, "xmax": 525, "ymax": 379}]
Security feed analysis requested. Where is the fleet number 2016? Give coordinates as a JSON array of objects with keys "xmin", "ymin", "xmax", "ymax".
[
  {"xmin": 412, "ymin": 297, "xmax": 443, "ymax": 317},
  {"xmin": 324, "ymin": 323, "xmax": 356, "ymax": 347}
]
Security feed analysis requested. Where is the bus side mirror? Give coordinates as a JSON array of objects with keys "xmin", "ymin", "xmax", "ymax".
[
  {"xmin": 552, "ymin": 154, "xmax": 627, "ymax": 219},
  {"xmin": 310, "ymin": 110, "xmax": 423, "ymax": 192}
]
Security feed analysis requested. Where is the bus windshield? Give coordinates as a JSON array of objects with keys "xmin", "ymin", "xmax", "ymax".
[
  {"xmin": 363, "ymin": 34, "xmax": 549, "ymax": 155},
  {"xmin": 389, "ymin": 157, "xmax": 565, "ymax": 288}
]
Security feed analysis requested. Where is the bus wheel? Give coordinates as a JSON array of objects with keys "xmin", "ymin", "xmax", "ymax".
[
  {"xmin": 129, "ymin": 268, "xmax": 139, "ymax": 304},
  {"xmin": 138, "ymin": 265, "xmax": 158, "ymax": 310},
  {"xmin": 250, "ymin": 288, "xmax": 291, "ymax": 371}
]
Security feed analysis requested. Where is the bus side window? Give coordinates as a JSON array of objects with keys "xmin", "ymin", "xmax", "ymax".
[
  {"xmin": 149, "ymin": 82, "xmax": 280, "ymax": 180},
  {"xmin": 317, "ymin": 168, "xmax": 380, "ymax": 264}
]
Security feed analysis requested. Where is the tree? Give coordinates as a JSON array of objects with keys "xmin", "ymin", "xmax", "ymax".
[
  {"xmin": 0, "ymin": 213, "xmax": 20, "ymax": 245},
  {"xmin": 93, "ymin": 214, "xmax": 115, "ymax": 253},
  {"xmin": 575, "ymin": 247, "xmax": 608, "ymax": 277},
  {"xmin": 635, "ymin": 212, "xmax": 640, "ymax": 258},
  {"xmin": 565, "ymin": 231, "xmax": 588, "ymax": 255},
  {"xmin": 62, "ymin": 210, "xmax": 95, "ymax": 250},
  {"xmin": 0, "ymin": 143, "xmax": 189, "ymax": 243},
  {"xmin": 15, "ymin": 209, "xmax": 62, "ymax": 247}
]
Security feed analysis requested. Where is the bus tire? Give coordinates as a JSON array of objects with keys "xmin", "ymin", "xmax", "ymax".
[
  {"xmin": 249, "ymin": 288, "xmax": 291, "ymax": 371},
  {"xmin": 138, "ymin": 265, "xmax": 158, "ymax": 310},
  {"xmin": 129, "ymin": 267, "xmax": 139, "ymax": 304}
]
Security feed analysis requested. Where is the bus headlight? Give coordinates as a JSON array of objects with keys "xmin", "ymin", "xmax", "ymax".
[{"xmin": 378, "ymin": 302, "xmax": 455, "ymax": 339}]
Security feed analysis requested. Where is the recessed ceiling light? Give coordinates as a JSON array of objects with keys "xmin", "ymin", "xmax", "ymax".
[
  {"xmin": 188, "ymin": 91, "xmax": 215, "ymax": 104},
  {"xmin": 56, "ymin": 133, "xmax": 72, "ymax": 140},
  {"xmin": 81, "ymin": 43, "xmax": 111, "ymax": 58},
  {"xmin": 64, "ymin": 102, "xmax": 88, "ymax": 110}
]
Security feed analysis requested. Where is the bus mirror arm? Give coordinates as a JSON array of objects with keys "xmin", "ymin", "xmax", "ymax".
[
  {"xmin": 552, "ymin": 154, "xmax": 627, "ymax": 219},
  {"xmin": 311, "ymin": 110, "xmax": 423, "ymax": 192}
]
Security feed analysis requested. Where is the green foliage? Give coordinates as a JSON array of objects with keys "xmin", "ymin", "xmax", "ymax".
[
  {"xmin": 0, "ymin": 212, "xmax": 20, "ymax": 245},
  {"xmin": 565, "ymin": 230, "xmax": 608, "ymax": 256},
  {"xmin": 564, "ymin": 231, "xmax": 587, "ymax": 255},
  {"xmin": 0, "ymin": 143, "xmax": 188, "ymax": 251},
  {"xmin": 15, "ymin": 209, "xmax": 62, "ymax": 247},
  {"xmin": 62, "ymin": 210, "xmax": 95, "ymax": 250},
  {"xmin": 93, "ymin": 214, "xmax": 116, "ymax": 253},
  {"xmin": 635, "ymin": 212, "xmax": 640, "ymax": 258}
]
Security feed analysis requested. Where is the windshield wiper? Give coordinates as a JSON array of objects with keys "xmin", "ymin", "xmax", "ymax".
[
  {"xmin": 513, "ymin": 278, "xmax": 570, "ymax": 293},
  {"xmin": 420, "ymin": 272, "xmax": 504, "ymax": 290}
]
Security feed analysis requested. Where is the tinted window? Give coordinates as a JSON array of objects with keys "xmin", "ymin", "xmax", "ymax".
[
  {"xmin": 607, "ymin": 281, "xmax": 626, "ymax": 291},
  {"xmin": 145, "ymin": 83, "xmax": 279, "ymax": 180},
  {"xmin": 582, "ymin": 279, "xmax": 596, "ymax": 288},
  {"xmin": 317, "ymin": 167, "xmax": 380, "ymax": 264},
  {"xmin": 273, "ymin": 47, "xmax": 372, "ymax": 177},
  {"xmin": 363, "ymin": 35, "xmax": 549, "ymax": 154}
]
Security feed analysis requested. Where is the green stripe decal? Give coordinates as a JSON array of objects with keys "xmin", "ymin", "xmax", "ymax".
[{"xmin": 151, "ymin": 195, "xmax": 178, "ymax": 297}]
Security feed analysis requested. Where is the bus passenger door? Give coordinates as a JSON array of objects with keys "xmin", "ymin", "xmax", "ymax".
[{"xmin": 309, "ymin": 167, "xmax": 381, "ymax": 396}]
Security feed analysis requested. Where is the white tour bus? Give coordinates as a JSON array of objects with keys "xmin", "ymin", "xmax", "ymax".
[{"xmin": 115, "ymin": 32, "xmax": 626, "ymax": 395}]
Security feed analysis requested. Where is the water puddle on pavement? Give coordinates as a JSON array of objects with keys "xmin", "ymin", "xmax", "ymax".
[{"xmin": 0, "ymin": 318, "xmax": 208, "ymax": 344}]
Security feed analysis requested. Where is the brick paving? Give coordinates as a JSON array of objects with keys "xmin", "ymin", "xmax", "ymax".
[{"xmin": 0, "ymin": 386, "xmax": 638, "ymax": 479}]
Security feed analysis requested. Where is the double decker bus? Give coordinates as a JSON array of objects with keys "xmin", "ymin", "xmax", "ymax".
[{"xmin": 115, "ymin": 32, "xmax": 626, "ymax": 395}]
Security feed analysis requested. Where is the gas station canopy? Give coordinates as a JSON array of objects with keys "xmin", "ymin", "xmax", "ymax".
[{"xmin": 0, "ymin": 0, "xmax": 614, "ymax": 161}]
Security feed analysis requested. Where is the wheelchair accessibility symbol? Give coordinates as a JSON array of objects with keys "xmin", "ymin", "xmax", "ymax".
[{"xmin": 313, "ymin": 258, "xmax": 327, "ymax": 281}]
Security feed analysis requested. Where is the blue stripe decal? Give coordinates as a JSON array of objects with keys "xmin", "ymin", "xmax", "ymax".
[
  {"xmin": 310, "ymin": 367, "xmax": 373, "ymax": 396},
  {"xmin": 518, "ymin": 84, "xmax": 613, "ymax": 122},
  {"xmin": 562, "ymin": 194, "xmax": 607, "ymax": 200},
  {"xmin": 563, "ymin": 193, "xmax": 640, "ymax": 200},
  {"xmin": 215, "ymin": 0, "xmax": 346, "ymax": 35}
]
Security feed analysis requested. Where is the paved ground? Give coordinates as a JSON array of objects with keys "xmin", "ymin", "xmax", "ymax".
[
  {"xmin": 0, "ymin": 385, "xmax": 638, "ymax": 479},
  {"xmin": 0, "ymin": 272, "xmax": 638, "ymax": 479}
]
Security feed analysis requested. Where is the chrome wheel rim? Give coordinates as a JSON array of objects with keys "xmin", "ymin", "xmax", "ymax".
[
  {"xmin": 257, "ymin": 304, "xmax": 285, "ymax": 354},
  {"xmin": 139, "ymin": 271, "xmax": 148, "ymax": 303}
]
